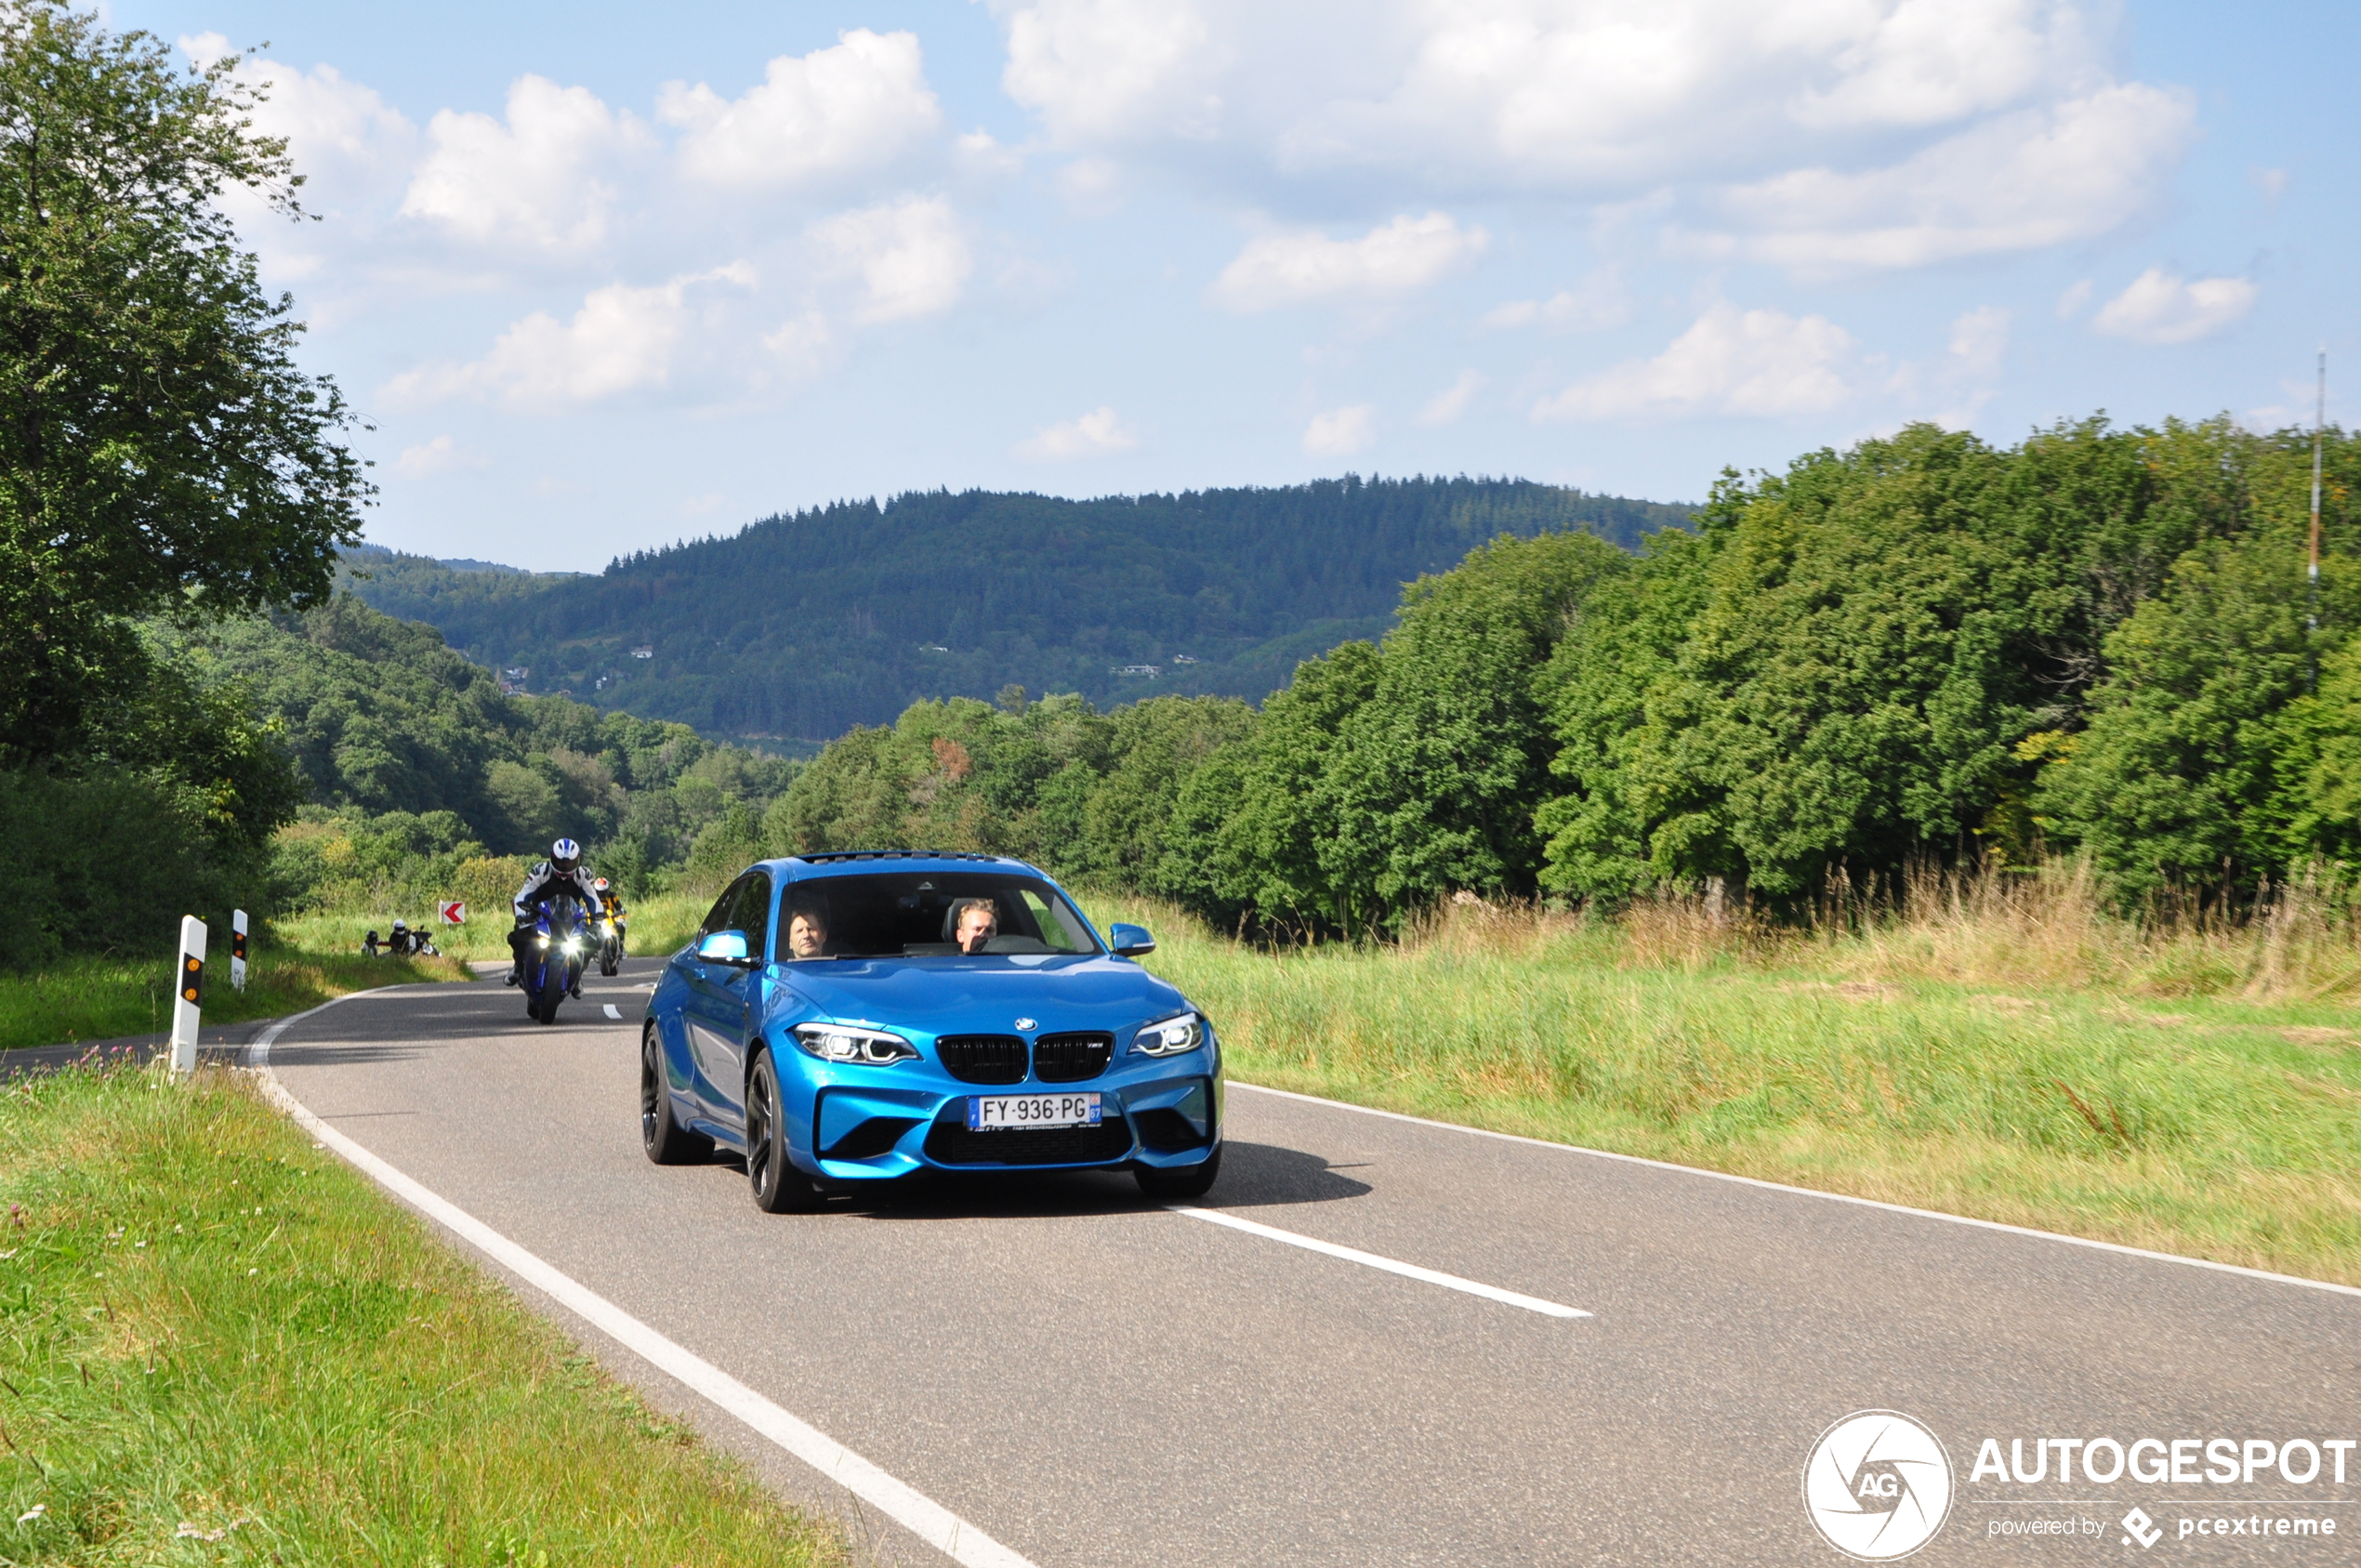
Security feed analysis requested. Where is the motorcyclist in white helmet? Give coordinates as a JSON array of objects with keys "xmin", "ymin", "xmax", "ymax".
[{"xmin": 506, "ymin": 838, "xmax": 602, "ymax": 989}]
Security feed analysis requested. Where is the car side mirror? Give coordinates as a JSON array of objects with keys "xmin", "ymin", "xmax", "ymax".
[
  {"xmin": 1108, "ymin": 922, "xmax": 1155, "ymax": 957},
  {"xmin": 697, "ymin": 929, "xmax": 753, "ymax": 965}
]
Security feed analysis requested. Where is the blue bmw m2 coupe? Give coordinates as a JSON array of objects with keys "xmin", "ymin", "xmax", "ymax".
[{"xmin": 640, "ymin": 851, "xmax": 1223, "ymax": 1211}]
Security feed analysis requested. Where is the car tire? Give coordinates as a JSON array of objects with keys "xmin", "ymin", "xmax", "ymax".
[
  {"xmin": 641, "ymin": 1024, "xmax": 709, "ymax": 1166},
  {"xmin": 745, "ymin": 1051, "xmax": 824, "ymax": 1214},
  {"xmin": 1134, "ymin": 1146, "xmax": 1221, "ymax": 1201}
]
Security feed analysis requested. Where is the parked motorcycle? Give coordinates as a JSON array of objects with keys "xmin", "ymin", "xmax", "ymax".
[{"xmin": 526, "ymin": 891, "xmax": 592, "ymax": 1025}]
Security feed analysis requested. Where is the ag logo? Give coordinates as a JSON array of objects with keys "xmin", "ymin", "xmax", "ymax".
[{"xmin": 1802, "ymin": 1410, "xmax": 1954, "ymax": 1561}]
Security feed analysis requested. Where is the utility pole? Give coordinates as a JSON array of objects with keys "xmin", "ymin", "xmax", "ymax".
[{"xmin": 2311, "ymin": 347, "xmax": 2326, "ymax": 690}]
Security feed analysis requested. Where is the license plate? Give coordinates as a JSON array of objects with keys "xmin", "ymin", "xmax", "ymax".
[{"xmin": 967, "ymin": 1092, "xmax": 1102, "ymax": 1130}]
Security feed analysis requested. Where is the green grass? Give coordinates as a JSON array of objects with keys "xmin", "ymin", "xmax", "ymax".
[
  {"xmin": 0, "ymin": 1064, "xmax": 843, "ymax": 1566},
  {"xmin": 276, "ymin": 893, "xmax": 710, "ymax": 968},
  {"xmin": 1087, "ymin": 892, "xmax": 2361, "ymax": 1288},
  {"xmin": 0, "ymin": 944, "xmax": 467, "ymax": 1053}
]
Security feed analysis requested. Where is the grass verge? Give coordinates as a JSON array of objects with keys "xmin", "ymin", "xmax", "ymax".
[
  {"xmin": 0, "ymin": 1064, "xmax": 842, "ymax": 1566},
  {"xmin": 276, "ymin": 893, "xmax": 707, "ymax": 968},
  {"xmin": 0, "ymin": 944, "xmax": 467, "ymax": 1053},
  {"xmin": 1085, "ymin": 891, "xmax": 2361, "ymax": 1288}
]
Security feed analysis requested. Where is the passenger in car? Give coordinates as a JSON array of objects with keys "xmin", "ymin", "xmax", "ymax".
[
  {"xmin": 951, "ymin": 897, "xmax": 998, "ymax": 955},
  {"xmin": 785, "ymin": 907, "xmax": 831, "ymax": 959}
]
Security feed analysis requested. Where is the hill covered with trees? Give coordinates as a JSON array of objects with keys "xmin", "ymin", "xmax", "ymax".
[{"xmin": 341, "ymin": 477, "xmax": 1692, "ymax": 745}]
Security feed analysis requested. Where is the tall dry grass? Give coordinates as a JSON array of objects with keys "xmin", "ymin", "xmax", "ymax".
[
  {"xmin": 1084, "ymin": 862, "xmax": 2361, "ymax": 1285},
  {"xmin": 1387, "ymin": 858, "xmax": 2361, "ymax": 1003}
]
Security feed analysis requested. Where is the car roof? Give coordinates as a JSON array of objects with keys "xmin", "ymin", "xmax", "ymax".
[{"xmin": 764, "ymin": 850, "xmax": 1048, "ymax": 882}]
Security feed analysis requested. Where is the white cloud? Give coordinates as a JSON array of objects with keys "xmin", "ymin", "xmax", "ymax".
[
  {"xmin": 811, "ymin": 197, "xmax": 973, "ymax": 323},
  {"xmin": 392, "ymin": 435, "xmax": 490, "ymax": 480},
  {"xmin": 387, "ymin": 264, "xmax": 755, "ymax": 410},
  {"xmin": 1001, "ymin": 0, "xmax": 1223, "ymax": 144},
  {"xmin": 1016, "ymin": 406, "xmax": 1140, "ymax": 458},
  {"xmin": 1303, "ymin": 403, "xmax": 1377, "ymax": 455},
  {"xmin": 991, "ymin": 3, "xmax": 2182, "ymax": 270},
  {"xmin": 2092, "ymin": 267, "xmax": 2258, "ymax": 345},
  {"xmin": 1948, "ymin": 305, "xmax": 2011, "ymax": 381},
  {"xmin": 2055, "ymin": 279, "xmax": 2092, "ymax": 319},
  {"xmin": 760, "ymin": 311, "xmax": 835, "ymax": 382},
  {"xmin": 1210, "ymin": 212, "xmax": 1486, "ymax": 311},
  {"xmin": 1417, "ymin": 370, "xmax": 1484, "ymax": 426},
  {"xmin": 1480, "ymin": 266, "xmax": 1629, "ymax": 332},
  {"xmin": 1687, "ymin": 84, "xmax": 2196, "ymax": 271},
  {"xmin": 400, "ymin": 75, "xmax": 648, "ymax": 253},
  {"xmin": 183, "ymin": 33, "xmax": 417, "ymax": 199},
  {"xmin": 658, "ymin": 30, "xmax": 943, "ymax": 191},
  {"xmin": 1535, "ymin": 303, "xmax": 1854, "ymax": 420},
  {"xmin": 997, "ymin": 1, "xmax": 2113, "ymax": 189}
]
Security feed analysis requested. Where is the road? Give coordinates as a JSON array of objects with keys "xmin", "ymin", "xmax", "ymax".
[{"xmin": 260, "ymin": 963, "xmax": 2360, "ymax": 1565}]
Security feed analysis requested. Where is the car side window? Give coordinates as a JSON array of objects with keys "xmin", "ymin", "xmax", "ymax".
[
  {"xmin": 736, "ymin": 871, "xmax": 774, "ymax": 961},
  {"xmin": 702, "ymin": 879, "xmax": 745, "ymax": 939}
]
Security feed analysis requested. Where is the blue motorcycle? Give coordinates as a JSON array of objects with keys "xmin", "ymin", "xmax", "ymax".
[{"xmin": 526, "ymin": 891, "xmax": 592, "ymax": 1025}]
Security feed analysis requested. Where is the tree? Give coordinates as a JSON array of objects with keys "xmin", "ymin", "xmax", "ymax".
[
  {"xmin": 1, "ymin": 2, "xmax": 368, "ymax": 760},
  {"xmin": 1320, "ymin": 531, "xmax": 1629, "ymax": 924}
]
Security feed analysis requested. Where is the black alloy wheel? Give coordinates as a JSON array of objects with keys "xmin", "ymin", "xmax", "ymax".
[
  {"xmin": 745, "ymin": 1052, "xmax": 824, "ymax": 1214},
  {"xmin": 641, "ymin": 1024, "xmax": 710, "ymax": 1165},
  {"xmin": 1134, "ymin": 1146, "xmax": 1222, "ymax": 1200}
]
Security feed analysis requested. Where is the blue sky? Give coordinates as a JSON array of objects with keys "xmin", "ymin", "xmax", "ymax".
[{"xmin": 102, "ymin": 0, "xmax": 2361, "ymax": 570}]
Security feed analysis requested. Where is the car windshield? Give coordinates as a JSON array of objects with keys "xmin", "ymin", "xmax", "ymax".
[{"xmin": 778, "ymin": 871, "xmax": 1101, "ymax": 959}]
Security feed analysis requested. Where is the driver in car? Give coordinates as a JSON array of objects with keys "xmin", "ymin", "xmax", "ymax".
[
  {"xmin": 951, "ymin": 897, "xmax": 998, "ymax": 955},
  {"xmin": 784, "ymin": 906, "xmax": 830, "ymax": 960}
]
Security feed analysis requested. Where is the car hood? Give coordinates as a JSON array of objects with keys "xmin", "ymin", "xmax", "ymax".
[{"xmin": 768, "ymin": 955, "xmax": 1191, "ymax": 1038}]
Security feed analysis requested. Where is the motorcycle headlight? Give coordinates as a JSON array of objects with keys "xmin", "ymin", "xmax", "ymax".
[
  {"xmin": 792, "ymin": 1023, "xmax": 917, "ymax": 1065},
  {"xmin": 561, "ymin": 937, "xmax": 583, "ymax": 954},
  {"xmin": 1130, "ymin": 1013, "xmax": 1204, "ymax": 1057},
  {"xmin": 535, "ymin": 935, "xmax": 549, "ymax": 948}
]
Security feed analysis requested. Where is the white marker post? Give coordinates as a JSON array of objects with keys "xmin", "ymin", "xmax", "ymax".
[
  {"xmin": 169, "ymin": 916, "xmax": 207, "ymax": 1075},
  {"xmin": 231, "ymin": 909, "xmax": 248, "ymax": 992}
]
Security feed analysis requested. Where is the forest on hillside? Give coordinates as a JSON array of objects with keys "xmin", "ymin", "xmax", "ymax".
[
  {"xmin": 341, "ymin": 477, "xmax": 1692, "ymax": 744},
  {"xmin": 731, "ymin": 415, "xmax": 2361, "ymax": 930}
]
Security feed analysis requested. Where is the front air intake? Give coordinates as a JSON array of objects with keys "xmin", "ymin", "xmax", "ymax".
[
  {"xmin": 1031, "ymin": 1032, "xmax": 1113, "ymax": 1084},
  {"xmin": 935, "ymin": 1034, "xmax": 1027, "ymax": 1085}
]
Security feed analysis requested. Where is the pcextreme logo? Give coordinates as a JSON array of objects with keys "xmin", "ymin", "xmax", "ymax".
[{"xmin": 1804, "ymin": 1410, "xmax": 1957, "ymax": 1561}]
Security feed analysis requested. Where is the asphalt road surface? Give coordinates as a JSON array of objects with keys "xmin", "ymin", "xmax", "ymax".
[{"xmin": 260, "ymin": 963, "xmax": 2360, "ymax": 1565}]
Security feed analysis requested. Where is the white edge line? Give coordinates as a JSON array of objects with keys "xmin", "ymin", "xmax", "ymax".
[
  {"xmin": 1166, "ymin": 1204, "xmax": 1589, "ymax": 1319},
  {"xmin": 1231, "ymin": 1082, "xmax": 2361, "ymax": 1301},
  {"xmin": 249, "ymin": 997, "xmax": 1035, "ymax": 1568}
]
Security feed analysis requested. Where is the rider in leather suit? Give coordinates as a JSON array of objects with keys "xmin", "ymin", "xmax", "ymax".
[{"xmin": 507, "ymin": 838, "xmax": 602, "ymax": 990}]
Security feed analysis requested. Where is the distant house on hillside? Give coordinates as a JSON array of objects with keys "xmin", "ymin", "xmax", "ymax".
[
  {"xmin": 630, "ymin": 645, "xmax": 653, "ymax": 659},
  {"xmin": 1171, "ymin": 653, "xmax": 1198, "ymax": 665},
  {"xmin": 919, "ymin": 643, "xmax": 949, "ymax": 653},
  {"xmin": 1113, "ymin": 664, "xmax": 1161, "ymax": 678}
]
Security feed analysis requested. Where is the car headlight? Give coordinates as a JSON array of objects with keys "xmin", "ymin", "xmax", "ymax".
[
  {"xmin": 792, "ymin": 1023, "xmax": 918, "ymax": 1065},
  {"xmin": 1130, "ymin": 1012, "xmax": 1203, "ymax": 1057}
]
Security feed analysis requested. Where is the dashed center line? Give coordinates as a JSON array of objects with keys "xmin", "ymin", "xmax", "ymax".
[
  {"xmin": 1166, "ymin": 1204, "xmax": 1590, "ymax": 1319},
  {"xmin": 602, "ymin": 1004, "xmax": 623, "ymax": 1021}
]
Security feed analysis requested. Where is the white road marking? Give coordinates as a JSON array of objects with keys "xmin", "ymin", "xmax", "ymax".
[
  {"xmin": 249, "ymin": 1005, "xmax": 1036, "ymax": 1568},
  {"xmin": 1233, "ymin": 1082, "xmax": 2361, "ymax": 1300},
  {"xmin": 602, "ymin": 1005, "xmax": 623, "ymax": 1021},
  {"xmin": 1166, "ymin": 1204, "xmax": 1589, "ymax": 1319}
]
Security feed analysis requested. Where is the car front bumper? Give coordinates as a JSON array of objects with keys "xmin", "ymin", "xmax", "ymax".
[{"xmin": 794, "ymin": 1062, "xmax": 1221, "ymax": 1182}]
